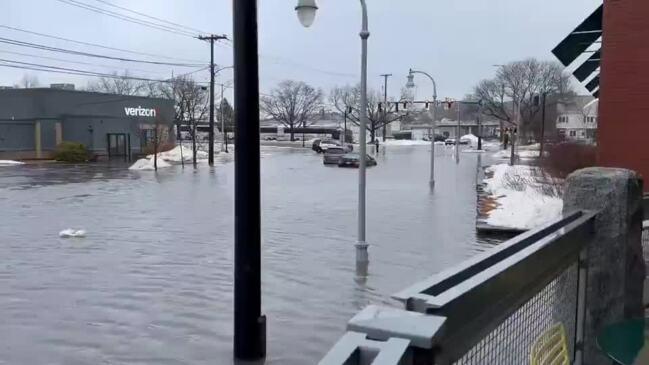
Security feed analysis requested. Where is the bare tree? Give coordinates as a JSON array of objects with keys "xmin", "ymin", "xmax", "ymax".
[
  {"xmin": 179, "ymin": 79, "xmax": 208, "ymax": 167},
  {"xmin": 474, "ymin": 58, "xmax": 573, "ymax": 140},
  {"xmin": 20, "ymin": 74, "xmax": 40, "ymax": 88},
  {"xmin": 260, "ymin": 80, "xmax": 322, "ymax": 142},
  {"xmin": 329, "ymin": 84, "xmax": 404, "ymax": 142},
  {"xmin": 86, "ymin": 71, "xmax": 144, "ymax": 95}
]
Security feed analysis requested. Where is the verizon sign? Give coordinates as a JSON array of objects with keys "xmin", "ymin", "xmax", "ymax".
[{"xmin": 124, "ymin": 106, "xmax": 157, "ymax": 118}]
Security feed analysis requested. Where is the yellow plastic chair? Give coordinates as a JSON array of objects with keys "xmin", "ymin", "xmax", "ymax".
[{"xmin": 530, "ymin": 323, "xmax": 570, "ymax": 365}]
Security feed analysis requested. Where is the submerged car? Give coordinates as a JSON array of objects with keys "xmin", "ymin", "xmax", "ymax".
[
  {"xmin": 323, "ymin": 147, "xmax": 347, "ymax": 165},
  {"xmin": 338, "ymin": 153, "xmax": 377, "ymax": 168}
]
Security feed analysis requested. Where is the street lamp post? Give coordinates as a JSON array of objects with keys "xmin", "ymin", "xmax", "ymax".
[
  {"xmin": 296, "ymin": 0, "xmax": 370, "ymax": 264},
  {"xmin": 406, "ymin": 69, "xmax": 437, "ymax": 188}
]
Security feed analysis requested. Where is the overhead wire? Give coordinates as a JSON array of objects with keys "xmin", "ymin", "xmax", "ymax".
[
  {"xmin": 54, "ymin": 0, "xmax": 197, "ymax": 38},
  {"xmin": 0, "ymin": 57, "xmax": 209, "ymax": 84},
  {"xmin": 0, "ymin": 49, "xmax": 177, "ymax": 77},
  {"xmin": 90, "ymin": 0, "xmax": 209, "ymax": 35},
  {"xmin": 0, "ymin": 36, "xmax": 206, "ymax": 67},
  {"xmin": 0, "ymin": 24, "xmax": 205, "ymax": 63}
]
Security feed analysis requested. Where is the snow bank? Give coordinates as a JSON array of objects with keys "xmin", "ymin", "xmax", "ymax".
[
  {"xmin": 129, "ymin": 158, "xmax": 172, "ymax": 171},
  {"xmin": 147, "ymin": 145, "xmax": 208, "ymax": 163},
  {"xmin": 0, "ymin": 160, "xmax": 24, "ymax": 166},
  {"xmin": 383, "ymin": 139, "xmax": 431, "ymax": 146},
  {"xmin": 483, "ymin": 164, "xmax": 563, "ymax": 230},
  {"xmin": 492, "ymin": 148, "xmax": 541, "ymax": 160},
  {"xmin": 460, "ymin": 134, "xmax": 479, "ymax": 145},
  {"xmin": 59, "ymin": 229, "xmax": 87, "ymax": 238},
  {"xmin": 129, "ymin": 145, "xmax": 209, "ymax": 170}
]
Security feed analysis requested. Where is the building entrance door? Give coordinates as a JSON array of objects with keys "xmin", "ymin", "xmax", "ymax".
[{"xmin": 107, "ymin": 133, "xmax": 130, "ymax": 161}]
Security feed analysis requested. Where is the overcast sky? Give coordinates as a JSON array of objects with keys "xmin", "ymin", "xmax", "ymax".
[{"xmin": 2, "ymin": 0, "xmax": 601, "ymax": 101}]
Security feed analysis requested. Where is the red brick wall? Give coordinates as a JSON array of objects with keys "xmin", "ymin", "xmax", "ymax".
[{"xmin": 599, "ymin": 0, "xmax": 649, "ymax": 187}]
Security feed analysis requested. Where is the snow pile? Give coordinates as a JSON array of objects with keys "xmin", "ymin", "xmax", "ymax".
[
  {"xmin": 460, "ymin": 134, "xmax": 479, "ymax": 145},
  {"xmin": 129, "ymin": 158, "xmax": 172, "ymax": 171},
  {"xmin": 129, "ymin": 145, "xmax": 208, "ymax": 170},
  {"xmin": 147, "ymin": 145, "xmax": 208, "ymax": 163},
  {"xmin": 483, "ymin": 164, "xmax": 563, "ymax": 230},
  {"xmin": 59, "ymin": 229, "xmax": 87, "ymax": 238},
  {"xmin": 0, "ymin": 160, "xmax": 24, "ymax": 166},
  {"xmin": 492, "ymin": 147, "xmax": 541, "ymax": 160},
  {"xmin": 382, "ymin": 139, "xmax": 431, "ymax": 146}
]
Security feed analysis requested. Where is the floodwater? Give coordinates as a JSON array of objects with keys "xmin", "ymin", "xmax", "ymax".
[{"xmin": 0, "ymin": 145, "xmax": 498, "ymax": 365}]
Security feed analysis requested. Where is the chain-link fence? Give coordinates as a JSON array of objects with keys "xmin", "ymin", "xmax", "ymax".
[{"xmin": 454, "ymin": 263, "xmax": 579, "ymax": 365}]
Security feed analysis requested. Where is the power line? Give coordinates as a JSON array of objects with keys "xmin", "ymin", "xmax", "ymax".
[
  {"xmin": 54, "ymin": 0, "xmax": 197, "ymax": 38},
  {"xmin": 90, "ymin": 0, "xmax": 209, "ymax": 35},
  {"xmin": 0, "ymin": 36, "xmax": 206, "ymax": 67},
  {"xmin": 0, "ymin": 58, "xmax": 209, "ymax": 84},
  {"xmin": 0, "ymin": 49, "xmax": 176, "ymax": 77},
  {"xmin": 0, "ymin": 24, "xmax": 205, "ymax": 63}
]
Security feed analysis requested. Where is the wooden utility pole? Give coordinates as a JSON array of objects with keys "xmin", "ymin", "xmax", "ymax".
[{"xmin": 198, "ymin": 34, "xmax": 227, "ymax": 166}]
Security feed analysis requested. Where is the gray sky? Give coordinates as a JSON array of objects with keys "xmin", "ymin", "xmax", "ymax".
[{"xmin": 1, "ymin": 0, "xmax": 601, "ymax": 101}]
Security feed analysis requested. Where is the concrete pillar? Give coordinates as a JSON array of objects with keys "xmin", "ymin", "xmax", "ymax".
[
  {"xmin": 34, "ymin": 121, "xmax": 42, "ymax": 159},
  {"xmin": 55, "ymin": 122, "xmax": 63, "ymax": 146},
  {"xmin": 563, "ymin": 167, "xmax": 645, "ymax": 365}
]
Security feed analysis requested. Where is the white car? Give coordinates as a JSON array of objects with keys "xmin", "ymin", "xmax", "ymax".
[{"xmin": 318, "ymin": 140, "xmax": 342, "ymax": 152}]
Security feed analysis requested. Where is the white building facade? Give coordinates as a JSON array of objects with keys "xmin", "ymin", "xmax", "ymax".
[{"xmin": 555, "ymin": 97, "xmax": 598, "ymax": 143}]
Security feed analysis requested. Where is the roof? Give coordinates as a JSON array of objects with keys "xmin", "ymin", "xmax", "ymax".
[{"xmin": 0, "ymin": 87, "xmax": 173, "ymax": 104}]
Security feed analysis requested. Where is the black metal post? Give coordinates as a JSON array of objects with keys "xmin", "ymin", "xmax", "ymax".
[
  {"xmin": 208, "ymin": 39, "xmax": 215, "ymax": 166},
  {"xmin": 344, "ymin": 108, "xmax": 348, "ymax": 143},
  {"xmin": 477, "ymin": 115, "xmax": 482, "ymax": 151},
  {"xmin": 540, "ymin": 92, "xmax": 547, "ymax": 160},
  {"xmin": 233, "ymin": 0, "xmax": 265, "ymax": 360}
]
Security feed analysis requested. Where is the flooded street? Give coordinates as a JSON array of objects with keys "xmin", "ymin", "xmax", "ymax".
[{"xmin": 0, "ymin": 145, "xmax": 496, "ymax": 364}]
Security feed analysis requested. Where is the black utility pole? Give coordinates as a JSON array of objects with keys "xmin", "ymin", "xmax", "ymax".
[
  {"xmin": 198, "ymin": 34, "xmax": 227, "ymax": 166},
  {"xmin": 380, "ymin": 73, "xmax": 392, "ymax": 142},
  {"xmin": 540, "ymin": 92, "xmax": 547, "ymax": 160},
  {"xmin": 232, "ymin": 0, "xmax": 265, "ymax": 361}
]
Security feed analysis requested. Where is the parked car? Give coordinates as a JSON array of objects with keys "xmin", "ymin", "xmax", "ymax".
[
  {"xmin": 311, "ymin": 139, "xmax": 322, "ymax": 152},
  {"xmin": 318, "ymin": 139, "xmax": 341, "ymax": 152},
  {"xmin": 312, "ymin": 139, "xmax": 350, "ymax": 153},
  {"xmin": 445, "ymin": 138, "xmax": 456, "ymax": 145},
  {"xmin": 338, "ymin": 153, "xmax": 377, "ymax": 168},
  {"xmin": 323, "ymin": 147, "xmax": 347, "ymax": 165}
]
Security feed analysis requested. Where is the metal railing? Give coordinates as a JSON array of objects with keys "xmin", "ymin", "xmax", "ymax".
[{"xmin": 320, "ymin": 210, "xmax": 597, "ymax": 365}]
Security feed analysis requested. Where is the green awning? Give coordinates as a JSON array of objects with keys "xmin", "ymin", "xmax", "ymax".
[
  {"xmin": 552, "ymin": 5, "xmax": 602, "ymax": 67},
  {"xmin": 573, "ymin": 50, "xmax": 601, "ymax": 82},
  {"xmin": 585, "ymin": 76, "xmax": 600, "ymax": 92}
]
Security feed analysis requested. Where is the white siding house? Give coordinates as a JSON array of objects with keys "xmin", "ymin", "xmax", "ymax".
[{"xmin": 555, "ymin": 97, "xmax": 598, "ymax": 143}]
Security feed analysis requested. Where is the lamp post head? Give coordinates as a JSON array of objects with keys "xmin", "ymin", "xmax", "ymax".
[
  {"xmin": 295, "ymin": 0, "xmax": 318, "ymax": 28},
  {"xmin": 406, "ymin": 73, "xmax": 416, "ymax": 89}
]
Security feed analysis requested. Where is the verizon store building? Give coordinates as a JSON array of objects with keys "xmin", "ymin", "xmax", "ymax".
[{"xmin": 0, "ymin": 87, "xmax": 175, "ymax": 160}]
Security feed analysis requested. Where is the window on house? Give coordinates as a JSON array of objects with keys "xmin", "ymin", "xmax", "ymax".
[
  {"xmin": 586, "ymin": 116, "xmax": 597, "ymax": 123},
  {"xmin": 558, "ymin": 116, "xmax": 569, "ymax": 124},
  {"xmin": 569, "ymin": 130, "xmax": 577, "ymax": 137}
]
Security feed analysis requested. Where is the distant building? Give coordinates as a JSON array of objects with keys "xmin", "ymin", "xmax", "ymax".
[
  {"xmin": 0, "ymin": 88, "xmax": 174, "ymax": 160},
  {"xmin": 49, "ymin": 83, "xmax": 76, "ymax": 91},
  {"xmin": 554, "ymin": 96, "xmax": 598, "ymax": 143},
  {"xmin": 398, "ymin": 111, "xmax": 501, "ymax": 140}
]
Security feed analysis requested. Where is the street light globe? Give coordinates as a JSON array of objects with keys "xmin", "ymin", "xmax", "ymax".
[
  {"xmin": 406, "ymin": 74, "xmax": 416, "ymax": 89},
  {"xmin": 295, "ymin": 0, "xmax": 318, "ymax": 28}
]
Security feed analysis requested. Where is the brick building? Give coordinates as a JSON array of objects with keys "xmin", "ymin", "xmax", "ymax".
[
  {"xmin": 598, "ymin": 0, "xmax": 649, "ymax": 183},
  {"xmin": 554, "ymin": 1, "xmax": 649, "ymax": 189}
]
